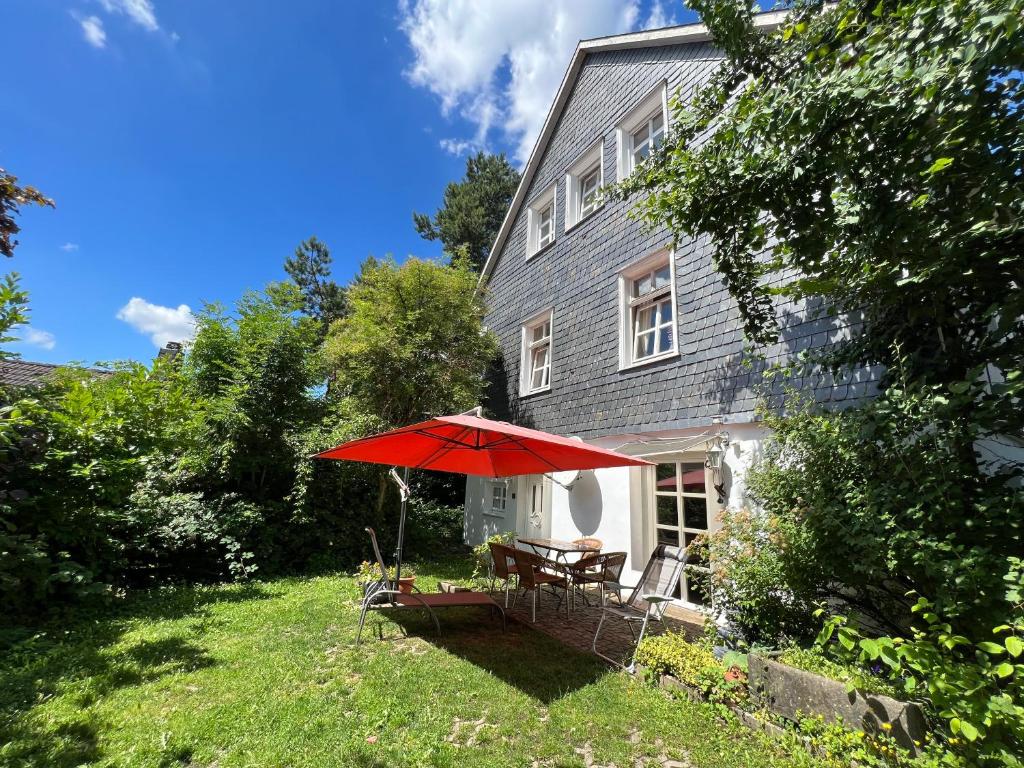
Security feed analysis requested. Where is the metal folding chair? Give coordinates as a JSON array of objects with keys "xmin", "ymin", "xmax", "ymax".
[{"xmin": 591, "ymin": 544, "xmax": 688, "ymax": 671}]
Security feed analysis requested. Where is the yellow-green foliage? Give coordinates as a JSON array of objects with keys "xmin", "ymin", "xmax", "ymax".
[{"xmin": 635, "ymin": 632, "xmax": 723, "ymax": 689}]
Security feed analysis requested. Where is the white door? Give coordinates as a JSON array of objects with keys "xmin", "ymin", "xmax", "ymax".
[
  {"xmin": 653, "ymin": 459, "xmax": 717, "ymax": 609},
  {"xmin": 521, "ymin": 476, "xmax": 547, "ymax": 539}
]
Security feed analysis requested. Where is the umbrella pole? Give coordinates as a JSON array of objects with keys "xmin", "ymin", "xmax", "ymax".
[{"xmin": 394, "ymin": 466, "xmax": 410, "ymax": 584}]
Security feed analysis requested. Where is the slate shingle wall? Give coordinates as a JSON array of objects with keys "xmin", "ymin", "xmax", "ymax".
[{"xmin": 483, "ymin": 43, "xmax": 879, "ymax": 440}]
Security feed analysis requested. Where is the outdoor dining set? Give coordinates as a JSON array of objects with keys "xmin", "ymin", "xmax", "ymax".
[
  {"xmin": 315, "ymin": 408, "xmax": 690, "ymax": 670},
  {"xmin": 489, "ymin": 536, "xmax": 625, "ymax": 621}
]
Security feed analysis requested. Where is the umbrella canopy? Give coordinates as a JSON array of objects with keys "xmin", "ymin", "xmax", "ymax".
[
  {"xmin": 315, "ymin": 412, "xmax": 652, "ymax": 584},
  {"xmin": 314, "ymin": 413, "xmax": 652, "ymax": 476}
]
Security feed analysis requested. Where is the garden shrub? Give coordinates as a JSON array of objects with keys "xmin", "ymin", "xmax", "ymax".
[
  {"xmin": 816, "ymin": 568, "xmax": 1024, "ymax": 767},
  {"xmin": 402, "ymin": 498, "xmax": 465, "ymax": 559},
  {"xmin": 635, "ymin": 632, "xmax": 723, "ymax": 691},
  {"xmin": 697, "ymin": 507, "xmax": 820, "ymax": 646}
]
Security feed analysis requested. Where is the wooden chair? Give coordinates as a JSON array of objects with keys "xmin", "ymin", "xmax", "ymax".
[
  {"xmin": 488, "ymin": 542, "xmax": 519, "ymax": 607},
  {"xmin": 510, "ymin": 548, "xmax": 570, "ymax": 622},
  {"xmin": 567, "ymin": 551, "xmax": 627, "ymax": 606}
]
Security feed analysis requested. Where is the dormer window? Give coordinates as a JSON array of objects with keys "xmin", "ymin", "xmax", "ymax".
[
  {"xmin": 616, "ymin": 83, "xmax": 669, "ymax": 181},
  {"xmin": 565, "ymin": 140, "xmax": 604, "ymax": 230},
  {"xmin": 527, "ymin": 183, "xmax": 557, "ymax": 257}
]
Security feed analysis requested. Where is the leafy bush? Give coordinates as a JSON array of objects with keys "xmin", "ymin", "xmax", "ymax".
[
  {"xmin": 635, "ymin": 632, "xmax": 723, "ymax": 691},
  {"xmin": 816, "ymin": 570, "xmax": 1024, "ymax": 767},
  {"xmin": 746, "ymin": 380, "xmax": 1022, "ymax": 638},
  {"xmin": 0, "ymin": 360, "xmax": 201, "ymax": 614},
  {"xmin": 697, "ymin": 507, "xmax": 820, "ymax": 645},
  {"xmin": 402, "ymin": 498, "xmax": 465, "ymax": 559},
  {"xmin": 794, "ymin": 715, "xmax": 954, "ymax": 768}
]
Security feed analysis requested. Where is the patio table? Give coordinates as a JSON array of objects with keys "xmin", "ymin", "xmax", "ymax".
[{"xmin": 517, "ymin": 537, "xmax": 600, "ymax": 611}]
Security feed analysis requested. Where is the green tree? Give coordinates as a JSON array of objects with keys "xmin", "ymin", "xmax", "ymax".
[
  {"xmin": 0, "ymin": 168, "xmax": 52, "ymax": 259},
  {"xmin": 183, "ymin": 282, "xmax": 323, "ymax": 503},
  {"xmin": 413, "ymin": 152, "xmax": 520, "ymax": 271},
  {"xmin": 623, "ymin": 0, "xmax": 1023, "ymax": 391},
  {"xmin": 323, "ymin": 254, "xmax": 498, "ymax": 428},
  {"xmin": 619, "ymin": 0, "xmax": 1024, "ymax": 630},
  {"xmin": 284, "ymin": 236, "xmax": 347, "ymax": 327}
]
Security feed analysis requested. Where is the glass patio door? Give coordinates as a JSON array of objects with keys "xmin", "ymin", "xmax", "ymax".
[{"xmin": 653, "ymin": 460, "xmax": 713, "ymax": 608}]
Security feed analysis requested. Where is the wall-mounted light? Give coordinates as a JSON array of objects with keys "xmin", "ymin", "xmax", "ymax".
[{"xmin": 705, "ymin": 432, "xmax": 730, "ymax": 504}]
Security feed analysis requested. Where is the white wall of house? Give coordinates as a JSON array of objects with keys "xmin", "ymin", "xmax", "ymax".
[{"xmin": 463, "ymin": 419, "xmax": 773, "ymax": 611}]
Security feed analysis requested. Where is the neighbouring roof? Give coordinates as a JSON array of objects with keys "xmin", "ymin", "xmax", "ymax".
[
  {"xmin": 0, "ymin": 358, "xmax": 112, "ymax": 389},
  {"xmin": 478, "ymin": 9, "xmax": 789, "ymax": 285}
]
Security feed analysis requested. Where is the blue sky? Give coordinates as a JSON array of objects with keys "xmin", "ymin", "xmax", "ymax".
[{"xmin": 5, "ymin": 0, "xmax": 701, "ymax": 365}]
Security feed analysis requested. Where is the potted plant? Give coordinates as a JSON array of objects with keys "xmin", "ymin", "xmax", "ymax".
[{"xmin": 355, "ymin": 561, "xmax": 418, "ymax": 595}]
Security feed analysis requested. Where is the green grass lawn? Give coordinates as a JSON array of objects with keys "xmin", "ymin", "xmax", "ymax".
[{"xmin": 0, "ymin": 559, "xmax": 824, "ymax": 768}]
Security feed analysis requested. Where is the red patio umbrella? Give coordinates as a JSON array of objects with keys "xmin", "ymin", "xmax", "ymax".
[{"xmin": 315, "ymin": 411, "xmax": 652, "ymax": 580}]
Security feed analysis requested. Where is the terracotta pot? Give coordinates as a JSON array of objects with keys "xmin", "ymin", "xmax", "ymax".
[
  {"xmin": 724, "ymin": 666, "xmax": 747, "ymax": 684},
  {"xmin": 398, "ymin": 577, "xmax": 416, "ymax": 594}
]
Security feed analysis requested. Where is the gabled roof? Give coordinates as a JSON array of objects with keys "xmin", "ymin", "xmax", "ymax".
[{"xmin": 478, "ymin": 10, "xmax": 789, "ymax": 285}]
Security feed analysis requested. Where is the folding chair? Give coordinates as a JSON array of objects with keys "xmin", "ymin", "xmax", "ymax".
[{"xmin": 591, "ymin": 544, "xmax": 688, "ymax": 671}]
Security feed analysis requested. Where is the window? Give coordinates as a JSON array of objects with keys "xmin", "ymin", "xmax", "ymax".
[
  {"xmin": 629, "ymin": 112, "xmax": 665, "ymax": 169},
  {"xmin": 564, "ymin": 140, "xmax": 603, "ymax": 230},
  {"xmin": 520, "ymin": 310, "xmax": 553, "ymax": 395},
  {"xmin": 489, "ymin": 483, "xmax": 507, "ymax": 515},
  {"xmin": 616, "ymin": 83, "xmax": 668, "ymax": 181},
  {"xmin": 618, "ymin": 251, "xmax": 678, "ymax": 369},
  {"xmin": 527, "ymin": 183, "xmax": 557, "ymax": 257}
]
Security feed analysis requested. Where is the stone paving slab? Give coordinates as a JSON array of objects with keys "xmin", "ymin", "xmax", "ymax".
[{"xmin": 490, "ymin": 585, "xmax": 705, "ymax": 667}]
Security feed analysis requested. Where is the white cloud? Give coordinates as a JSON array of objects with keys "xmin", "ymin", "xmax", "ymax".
[
  {"xmin": 16, "ymin": 327, "xmax": 57, "ymax": 351},
  {"xmin": 439, "ymin": 137, "xmax": 481, "ymax": 156},
  {"xmin": 60, "ymin": 242, "xmax": 79, "ymax": 252},
  {"xmin": 116, "ymin": 297, "xmax": 196, "ymax": 348},
  {"xmin": 399, "ymin": 0, "xmax": 640, "ymax": 164},
  {"xmin": 643, "ymin": 1, "xmax": 679, "ymax": 30},
  {"xmin": 79, "ymin": 15, "xmax": 107, "ymax": 48},
  {"xmin": 98, "ymin": 0, "xmax": 159, "ymax": 32}
]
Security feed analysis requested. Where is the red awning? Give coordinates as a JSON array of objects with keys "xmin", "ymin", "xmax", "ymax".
[{"xmin": 314, "ymin": 413, "xmax": 652, "ymax": 477}]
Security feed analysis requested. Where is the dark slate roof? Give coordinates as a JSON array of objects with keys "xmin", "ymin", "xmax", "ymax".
[{"xmin": 0, "ymin": 359, "xmax": 112, "ymax": 389}]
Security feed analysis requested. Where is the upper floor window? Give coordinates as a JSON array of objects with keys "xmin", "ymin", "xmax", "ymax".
[
  {"xmin": 565, "ymin": 140, "xmax": 604, "ymax": 230},
  {"xmin": 616, "ymin": 83, "xmax": 669, "ymax": 182},
  {"xmin": 520, "ymin": 309, "xmax": 553, "ymax": 395},
  {"xmin": 527, "ymin": 183, "xmax": 557, "ymax": 257},
  {"xmin": 630, "ymin": 112, "xmax": 665, "ymax": 168},
  {"xmin": 618, "ymin": 251, "xmax": 678, "ymax": 369}
]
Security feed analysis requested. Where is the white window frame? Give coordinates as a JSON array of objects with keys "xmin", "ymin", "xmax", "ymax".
[
  {"xmin": 520, "ymin": 308, "xmax": 553, "ymax": 396},
  {"xmin": 526, "ymin": 183, "xmax": 557, "ymax": 258},
  {"xmin": 616, "ymin": 82, "xmax": 669, "ymax": 182},
  {"xmin": 564, "ymin": 139, "xmax": 604, "ymax": 231},
  {"xmin": 484, "ymin": 481, "xmax": 508, "ymax": 519},
  {"xmin": 617, "ymin": 249, "xmax": 679, "ymax": 370}
]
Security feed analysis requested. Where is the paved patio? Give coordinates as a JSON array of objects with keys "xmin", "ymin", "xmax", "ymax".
[{"xmin": 488, "ymin": 583, "xmax": 705, "ymax": 667}]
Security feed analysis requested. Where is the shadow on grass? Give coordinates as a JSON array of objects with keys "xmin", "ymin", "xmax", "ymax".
[
  {"xmin": 377, "ymin": 607, "xmax": 609, "ymax": 705},
  {"xmin": 0, "ymin": 582, "xmax": 271, "ymax": 768}
]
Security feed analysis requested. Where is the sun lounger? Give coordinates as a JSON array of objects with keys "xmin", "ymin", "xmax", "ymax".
[{"xmin": 357, "ymin": 527, "xmax": 506, "ymax": 644}]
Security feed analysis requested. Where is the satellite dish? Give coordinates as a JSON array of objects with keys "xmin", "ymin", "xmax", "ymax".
[
  {"xmin": 549, "ymin": 436, "xmax": 588, "ymax": 490},
  {"xmin": 550, "ymin": 468, "xmax": 585, "ymax": 489}
]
